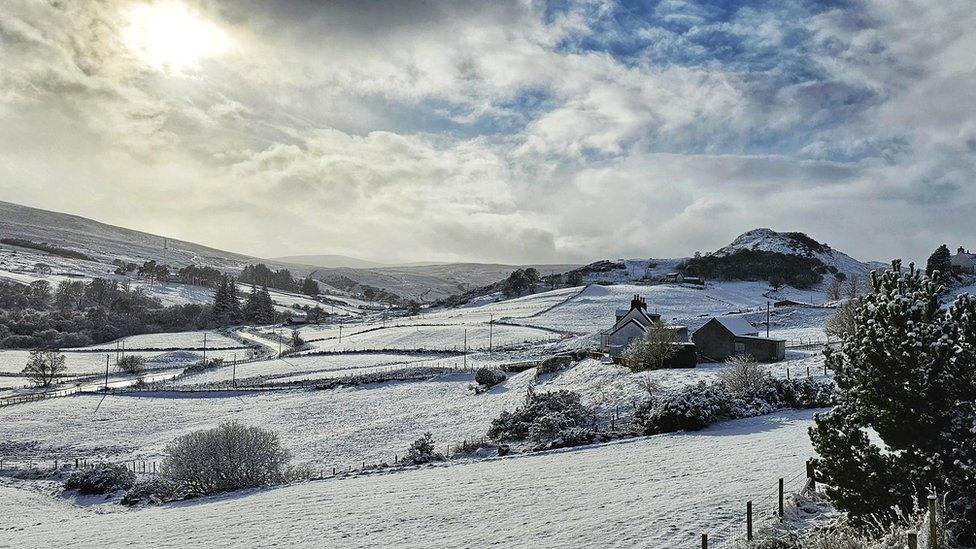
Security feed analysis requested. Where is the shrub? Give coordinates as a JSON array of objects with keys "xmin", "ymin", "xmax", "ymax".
[
  {"xmin": 64, "ymin": 463, "xmax": 136, "ymax": 495},
  {"xmin": 117, "ymin": 355, "xmax": 146, "ymax": 374},
  {"xmin": 120, "ymin": 477, "xmax": 182, "ymax": 506},
  {"xmin": 717, "ymin": 355, "xmax": 769, "ymax": 394},
  {"xmin": 403, "ymin": 432, "xmax": 444, "ymax": 465},
  {"xmin": 474, "ymin": 367, "xmax": 506, "ymax": 388},
  {"xmin": 639, "ymin": 382, "xmax": 730, "ymax": 433},
  {"xmin": 487, "ymin": 389, "xmax": 590, "ymax": 442},
  {"xmin": 543, "ymin": 427, "xmax": 596, "ymax": 450},
  {"xmin": 161, "ymin": 422, "xmax": 291, "ymax": 496}
]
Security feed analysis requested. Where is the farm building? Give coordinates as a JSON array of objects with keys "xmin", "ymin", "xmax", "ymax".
[
  {"xmin": 599, "ymin": 295, "xmax": 695, "ymax": 368},
  {"xmin": 692, "ymin": 315, "xmax": 785, "ymax": 362},
  {"xmin": 951, "ymin": 247, "xmax": 976, "ymax": 274}
]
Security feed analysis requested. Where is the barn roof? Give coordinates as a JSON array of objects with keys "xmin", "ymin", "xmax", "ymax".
[{"xmin": 714, "ymin": 315, "xmax": 757, "ymax": 336}]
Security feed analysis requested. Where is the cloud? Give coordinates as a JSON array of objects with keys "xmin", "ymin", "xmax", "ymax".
[{"xmin": 0, "ymin": 0, "xmax": 974, "ymax": 266}]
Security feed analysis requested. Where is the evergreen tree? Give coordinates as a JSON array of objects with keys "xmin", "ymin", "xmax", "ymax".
[
  {"xmin": 243, "ymin": 285, "xmax": 260, "ymax": 322},
  {"xmin": 226, "ymin": 280, "xmax": 243, "ymax": 324},
  {"xmin": 925, "ymin": 244, "xmax": 953, "ymax": 284},
  {"xmin": 253, "ymin": 286, "xmax": 276, "ymax": 324},
  {"xmin": 211, "ymin": 276, "xmax": 230, "ymax": 320},
  {"xmin": 809, "ymin": 261, "xmax": 976, "ymax": 544},
  {"xmin": 301, "ymin": 277, "xmax": 319, "ymax": 296}
]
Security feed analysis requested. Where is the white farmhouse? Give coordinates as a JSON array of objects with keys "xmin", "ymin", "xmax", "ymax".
[{"xmin": 951, "ymin": 247, "xmax": 976, "ymax": 274}]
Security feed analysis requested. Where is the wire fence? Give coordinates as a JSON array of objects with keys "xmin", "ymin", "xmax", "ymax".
[{"xmin": 701, "ymin": 461, "xmax": 816, "ymax": 548}]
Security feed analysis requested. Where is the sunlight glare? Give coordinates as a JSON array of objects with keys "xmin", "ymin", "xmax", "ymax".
[{"xmin": 121, "ymin": 0, "xmax": 231, "ymax": 75}]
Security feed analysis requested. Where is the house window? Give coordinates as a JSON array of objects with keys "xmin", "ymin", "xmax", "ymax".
[{"xmin": 734, "ymin": 342, "xmax": 745, "ymax": 353}]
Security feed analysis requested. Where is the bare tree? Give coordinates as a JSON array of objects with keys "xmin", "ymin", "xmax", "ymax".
[
  {"xmin": 622, "ymin": 321, "xmax": 677, "ymax": 372},
  {"xmin": 844, "ymin": 273, "xmax": 863, "ymax": 299},
  {"xmin": 826, "ymin": 277, "xmax": 844, "ymax": 301},
  {"xmin": 826, "ymin": 299, "xmax": 860, "ymax": 338},
  {"xmin": 636, "ymin": 372, "xmax": 662, "ymax": 398},
  {"xmin": 22, "ymin": 349, "xmax": 67, "ymax": 387},
  {"xmin": 717, "ymin": 355, "xmax": 769, "ymax": 394}
]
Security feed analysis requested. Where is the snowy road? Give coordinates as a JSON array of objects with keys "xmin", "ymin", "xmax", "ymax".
[{"xmin": 1, "ymin": 409, "xmax": 823, "ymax": 549}]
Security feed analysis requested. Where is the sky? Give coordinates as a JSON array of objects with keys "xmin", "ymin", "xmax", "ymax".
[{"xmin": 0, "ymin": 0, "xmax": 973, "ymax": 265}]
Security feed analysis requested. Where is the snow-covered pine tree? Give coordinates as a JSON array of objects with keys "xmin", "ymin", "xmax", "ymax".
[
  {"xmin": 243, "ymin": 285, "xmax": 260, "ymax": 322},
  {"xmin": 925, "ymin": 244, "xmax": 953, "ymax": 285},
  {"xmin": 226, "ymin": 280, "xmax": 243, "ymax": 323},
  {"xmin": 210, "ymin": 276, "xmax": 230, "ymax": 321},
  {"xmin": 809, "ymin": 261, "xmax": 976, "ymax": 545}
]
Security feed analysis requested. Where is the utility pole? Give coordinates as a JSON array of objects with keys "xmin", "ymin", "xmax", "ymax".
[
  {"xmin": 338, "ymin": 324, "xmax": 342, "ymax": 347},
  {"xmin": 203, "ymin": 332, "xmax": 207, "ymax": 364},
  {"xmin": 232, "ymin": 353, "xmax": 237, "ymax": 388},
  {"xmin": 489, "ymin": 314, "xmax": 493, "ymax": 357},
  {"xmin": 104, "ymin": 355, "xmax": 109, "ymax": 391},
  {"xmin": 463, "ymin": 328, "xmax": 467, "ymax": 370},
  {"xmin": 766, "ymin": 301, "xmax": 770, "ymax": 338}
]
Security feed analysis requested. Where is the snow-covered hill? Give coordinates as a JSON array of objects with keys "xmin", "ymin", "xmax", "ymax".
[{"xmin": 713, "ymin": 228, "xmax": 875, "ymax": 279}]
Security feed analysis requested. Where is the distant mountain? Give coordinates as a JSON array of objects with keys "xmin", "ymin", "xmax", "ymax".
[
  {"xmin": 0, "ymin": 200, "xmax": 254, "ymax": 272},
  {"xmin": 273, "ymin": 254, "xmax": 385, "ymax": 269},
  {"xmin": 0, "ymin": 200, "xmax": 582, "ymax": 302}
]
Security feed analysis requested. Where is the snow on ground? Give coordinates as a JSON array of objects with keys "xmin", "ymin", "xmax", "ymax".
[
  {"xmin": 71, "ymin": 330, "xmax": 244, "ymax": 350},
  {"xmin": 297, "ymin": 323, "xmax": 562, "ymax": 353},
  {"xmin": 0, "ymin": 351, "xmax": 828, "ymax": 464},
  {"xmin": 0, "ymin": 408, "xmax": 823, "ymax": 548},
  {"xmin": 527, "ymin": 282, "xmax": 772, "ymax": 335},
  {"xmin": 169, "ymin": 352, "xmax": 450, "ymax": 386},
  {"xmin": 0, "ymin": 348, "xmax": 240, "ymax": 376}
]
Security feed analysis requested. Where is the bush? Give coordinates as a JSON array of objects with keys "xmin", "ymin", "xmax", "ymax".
[
  {"xmin": 64, "ymin": 463, "xmax": 136, "ymax": 495},
  {"xmin": 474, "ymin": 367, "xmax": 506, "ymax": 388},
  {"xmin": 717, "ymin": 355, "xmax": 769, "ymax": 394},
  {"xmin": 639, "ymin": 382, "xmax": 730, "ymax": 433},
  {"xmin": 487, "ymin": 389, "xmax": 590, "ymax": 442},
  {"xmin": 117, "ymin": 355, "xmax": 146, "ymax": 374},
  {"xmin": 161, "ymin": 422, "xmax": 291, "ymax": 496},
  {"xmin": 403, "ymin": 432, "xmax": 444, "ymax": 465},
  {"xmin": 120, "ymin": 477, "xmax": 182, "ymax": 506},
  {"xmin": 637, "ymin": 378, "xmax": 836, "ymax": 435}
]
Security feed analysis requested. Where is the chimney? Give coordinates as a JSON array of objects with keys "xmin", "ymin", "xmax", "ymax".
[
  {"xmin": 958, "ymin": 247, "xmax": 966, "ymax": 255},
  {"xmin": 631, "ymin": 294, "xmax": 646, "ymax": 311}
]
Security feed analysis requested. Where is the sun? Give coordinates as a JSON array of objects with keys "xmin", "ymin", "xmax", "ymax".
[{"xmin": 121, "ymin": 0, "xmax": 231, "ymax": 75}]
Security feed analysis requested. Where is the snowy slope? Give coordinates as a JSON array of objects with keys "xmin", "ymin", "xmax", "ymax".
[
  {"xmin": 714, "ymin": 228, "xmax": 874, "ymax": 278},
  {"xmin": 0, "ymin": 409, "xmax": 823, "ymax": 549}
]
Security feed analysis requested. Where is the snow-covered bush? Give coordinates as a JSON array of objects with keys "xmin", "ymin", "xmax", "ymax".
[
  {"xmin": 718, "ymin": 355, "xmax": 769, "ymax": 394},
  {"xmin": 639, "ymin": 382, "xmax": 729, "ymax": 433},
  {"xmin": 121, "ymin": 477, "xmax": 182, "ymax": 506},
  {"xmin": 182, "ymin": 357, "xmax": 225, "ymax": 375},
  {"xmin": 637, "ymin": 377, "xmax": 836, "ymax": 435},
  {"xmin": 541, "ymin": 427, "xmax": 596, "ymax": 450},
  {"xmin": 487, "ymin": 389, "xmax": 590, "ymax": 443},
  {"xmin": 161, "ymin": 422, "xmax": 291, "ymax": 497},
  {"xmin": 474, "ymin": 367, "xmax": 506, "ymax": 389},
  {"xmin": 402, "ymin": 432, "xmax": 444, "ymax": 465},
  {"xmin": 117, "ymin": 355, "xmax": 146, "ymax": 374},
  {"xmin": 64, "ymin": 463, "xmax": 136, "ymax": 495}
]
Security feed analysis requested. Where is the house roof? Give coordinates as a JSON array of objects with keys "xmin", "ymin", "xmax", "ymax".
[{"xmin": 713, "ymin": 315, "xmax": 757, "ymax": 336}]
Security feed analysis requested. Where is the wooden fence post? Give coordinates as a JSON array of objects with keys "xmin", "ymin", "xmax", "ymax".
[
  {"xmin": 928, "ymin": 495, "xmax": 938, "ymax": 549},
  {"xmin": 806, "ymin": 459, "xmax": 816, "ymax": 491},
  {"xmin": 701, "ymin": 533, "xmax": 707, "ymax": 549},
  {"xmin": 907, "ymin": 530, "xmax": 917, "ymax": 549},
  {"xmin": 747, "ymin": 500, "xmax": 753, "ymax": 541},
  {"xmin": 778, "ymin": 478, "xmax": 784, "ymax": 518}
]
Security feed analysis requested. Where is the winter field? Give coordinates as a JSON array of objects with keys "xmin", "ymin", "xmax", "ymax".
[
  {"xmin": 0, "ymin": 268, "xmax": 839, "ymax": 548},
  {"xmin": 1, "ymin": 408, "xmax": 822, "ymax": 548}
]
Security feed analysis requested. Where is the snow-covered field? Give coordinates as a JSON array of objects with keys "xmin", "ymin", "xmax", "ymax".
[
  {"xmin": 0, "ymin": 408, "xmax": 822, "ymax": 548},
  {"xmin": 70, "ymin": 330, "xmax": 244, "ymax": 350},
  {"xmin": 297, "ymin": 323, "xmax": 562, "ymax": 353}
]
